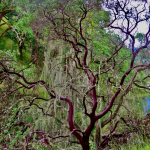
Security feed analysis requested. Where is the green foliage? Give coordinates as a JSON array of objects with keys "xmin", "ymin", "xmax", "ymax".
[
  {"xmin": 89, "ymin": 141, "xmax": 96, "ymax": 150},
  {"xmin": 135, "ymin": 32, "xmax": 146, "ymax": 44},
  {"xmin": 0, "ymin": 108, "xmax": 24, "ymax": 148},
  {"xmin": 119, "ymin": 135, "xmax": 150, "ymax": 150},
  {"xmin": 13, "ymin": 6, "xmax": 33, "ymax": 35},
  {"xmin": 93, "ymin": 40, "xmax": 111, "ymax": 57}
]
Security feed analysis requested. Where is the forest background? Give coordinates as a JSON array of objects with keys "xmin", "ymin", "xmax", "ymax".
[{"xmin": 1, "ymin": 0, "xmax": 150, "ymax": 149}]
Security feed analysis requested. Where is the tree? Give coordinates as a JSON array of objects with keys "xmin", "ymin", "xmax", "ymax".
[
  {"xmin": 135, "ymin": 32, "xmax": 150, "ymax": 66},
  {"xmin": 0, "ymin": 0, "xmax": 15, "ymax": 39},
  {"xmin": 0, "ymin": 0, "xmax": 47, "ymax": 61},
  {"xmin": 12, "ymin": 0, "xmax": 48, "ymax": 62},
  {"xmin": 1, "ymin": 0, "xmax": 150, "ymax": 149},
  {"xmin": 0, "ymin": 0, "xmax": 32, "ymax": 60}
]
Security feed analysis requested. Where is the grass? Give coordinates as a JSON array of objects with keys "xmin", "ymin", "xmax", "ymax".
[
  {"xmin": 116, "ymin": 134, "xmax": 150, "ymax": 150},
  {"xmin": 120, "ymin": 142, "xmax": 150, "ymax": 150},
  {"xmin": 140, "ymin": 144, "xmax": 150, "ymax": 150}
]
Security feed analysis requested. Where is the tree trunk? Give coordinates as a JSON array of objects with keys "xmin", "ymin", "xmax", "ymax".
[
  {"xmin": 80, "ymin": 139, "xmax": 90, "ymax": 150},
  {"xmin": 35, "ymin": 31, "xmax": 39, "ymax": 67},
  {"xmin": 95, "ymin": 120, "xmax": 102, "ymax": 150},
  {"xmin": 18, "ymin": 41, "xmax": 23, "ymax": 60}
]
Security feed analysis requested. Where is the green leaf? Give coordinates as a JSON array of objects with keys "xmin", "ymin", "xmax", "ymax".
[
  {"xmin": 6, "ymin": 123, "xmax": 11, "ymax": 127},
  {"xmin": 17, "ymin": 131, "xmax": 22, "ymax": 135},
  {"xmin": 4, "ymin": 130, "xmax": 8, "ymax": 133},
  {"xmin": 10, "ymin": 139, "xmax": 16, "ymax": 144},
  {"xmin": 13, "ymin": 108, "xmax": 18, "ymax": 113},
  {"xmin": 9, "ymin": 145, "xmax": 14, "ymax": 148}
]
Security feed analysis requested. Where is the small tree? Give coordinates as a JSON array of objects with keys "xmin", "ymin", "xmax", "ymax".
[{"xmin": 1, "ymin": 0, "xmax": 150, "ymax": 149}]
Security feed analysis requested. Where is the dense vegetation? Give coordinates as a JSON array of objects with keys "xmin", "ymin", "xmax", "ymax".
[{"xmin": 1, "ymin": 0, "xmax": 150, "ymax": 149}]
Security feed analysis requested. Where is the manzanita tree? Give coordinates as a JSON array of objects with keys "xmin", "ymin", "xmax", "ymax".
[{"xmin": 1, "ymin": 0, "xmax": 150, "ymax": 149}]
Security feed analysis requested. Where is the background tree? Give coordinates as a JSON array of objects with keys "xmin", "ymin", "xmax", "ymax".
[{"xmin": 0, "ymin": 0, "xmax": 14, "ymax": 39}]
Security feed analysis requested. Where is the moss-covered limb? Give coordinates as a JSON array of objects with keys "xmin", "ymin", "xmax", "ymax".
[
  {"xmin": 0, "ymin": 26, "xmax": 11, "ymax": 39},
  {"xmin": 0, "ymin": 0, "xmax": 15, "ymax": 23},
  {"xmin": 0, "ymin": 22, "xmax": 6, "ymax": 27},
  {"xmin": 1, "ymin": 0, "xmax": 11, "ymax": 11},
  {"xmin": 101, "ymin": 66, "xmax": 150, "ymax": 128},
  {"xmin": 0, "ymin": 0, "xmax": 15, "ymax": 41},
  {"xmin": 95, "ymin": 119, "xmax": 102, "ymax": 150}
]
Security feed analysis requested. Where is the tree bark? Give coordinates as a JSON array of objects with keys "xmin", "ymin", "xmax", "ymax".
[
  {"xmin": 18, "ymin": 41, "xmax": 23, "ymax": 60},
  {"xmin": 95, "ymin": 120, "xmax": 101, "ymax": 150},
  {"xmin": 80, "ymin": 138, "xmax": 90, "ymax": 150}
]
